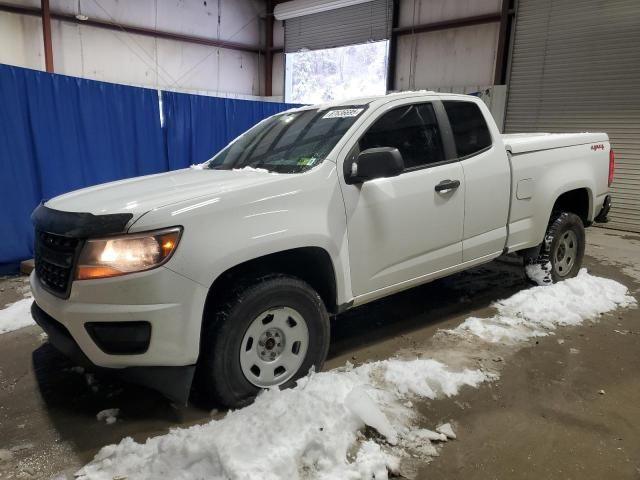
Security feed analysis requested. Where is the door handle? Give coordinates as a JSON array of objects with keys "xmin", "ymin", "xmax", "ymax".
[{"xmin": 435, "ymin": 179, "xmax": 461, "ymax": 194}]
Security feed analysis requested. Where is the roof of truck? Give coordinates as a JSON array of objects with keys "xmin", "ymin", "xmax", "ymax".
[{"xmin": 284, "ymin": 91, "xmax": 477, "ymax": 113}]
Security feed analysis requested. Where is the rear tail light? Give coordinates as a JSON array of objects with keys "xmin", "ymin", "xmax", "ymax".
[{"xmin": 609, "ymin": 148, "xmax": 615, "ymax": 187}]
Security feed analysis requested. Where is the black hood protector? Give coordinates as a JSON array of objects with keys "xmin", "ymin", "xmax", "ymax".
[{"xmin": 32, "ymin": 204, "xmax": 133, "ymax": 237}]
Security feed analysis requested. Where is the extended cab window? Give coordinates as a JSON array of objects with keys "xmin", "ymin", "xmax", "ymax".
[
  {"xmin": 359, "ymin": 103, "xmax": 445, "ymax": 170},
  {"xmin": 207, "ymin": 107, "xmax": 365, "ymax": 174},
  {"xmin": 443, "ymin": 100, "xmax": 492, "ymax": 158}
]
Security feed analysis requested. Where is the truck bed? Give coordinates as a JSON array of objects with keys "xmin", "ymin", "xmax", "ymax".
[{"xmin": 502, "ymin": 132, "xmax": 609, "ymax": 154}]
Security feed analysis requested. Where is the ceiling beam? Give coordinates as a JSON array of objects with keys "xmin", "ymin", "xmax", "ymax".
[{"xmin": 393, "ymin": 12, "xmax": 502, "ymax": 36}]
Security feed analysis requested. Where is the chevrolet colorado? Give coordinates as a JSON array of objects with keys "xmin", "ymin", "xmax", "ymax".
[{"xmin": 30, "ymin": 92, "xmax": 613, "ymax": 407}]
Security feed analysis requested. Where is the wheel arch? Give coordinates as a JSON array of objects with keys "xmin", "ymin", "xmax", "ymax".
[
  {"xmin": 202, "ymin": 246, "xmax": 339, "ymax": 324},
  {"xmin": 550, "ymin": 187, "xmax": 592, "ymax": 225}
]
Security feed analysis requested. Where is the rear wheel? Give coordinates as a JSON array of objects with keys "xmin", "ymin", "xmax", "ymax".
[
  {"xmin": 199, "ymin": 275, "xmax": 330, "ymax": 408},
  {"xmin": 525, "ymin": 212, "xmax": 585, "ymax": 285}
]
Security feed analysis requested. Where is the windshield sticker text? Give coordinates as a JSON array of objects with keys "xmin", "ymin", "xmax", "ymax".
[{"xmin": 322, "ymin": 108, "xmax": 364, "ymax": 119}]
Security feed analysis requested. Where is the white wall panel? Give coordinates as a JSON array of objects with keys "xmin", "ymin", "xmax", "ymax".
[
  {"xmin": 0, "ymin": 11, "xmax": 44, "ymax": 70},
  {"xmin": 397, "ymin": 0, "xmax": 500, "ymax": 27},
  {"xmin": 0, "ymin": 0, "xmax": 264, "ymax": 97},
  {"xmin": 394, "ymin": 22, "xmax": 500, "ymax": 89},
  {"xmin": 52, "ymin": 20, "xmax": 158, "ymax": 86},
  {"xmin": 47, "ymin": 0, "xmax": 263, "ymax": 46}
]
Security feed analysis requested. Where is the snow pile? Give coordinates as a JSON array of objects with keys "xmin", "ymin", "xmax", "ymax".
[
  {"xmin": 525, "ymin": 261, "xmax": 552, "ymax": 286},
  {"xmin": 0, "ymin": 298, "xmax": 35, "ymax": 334},
  {"xmin": 346, "ymin": 387, "xmax": 398, "ymax": 445},
  {"xmin": 96, "ymin": 409, "xmax": 119, "ymax": 425},
  {"xmin": 455, "ymin": 269, "xmax": 635, "ymax": 343},
  {"xmin": 77, "ymin": 270, "xmax": 634, "ymax": 480},
  {"xmin": 232, "ymin": 166, "xmax": 273, "ymax": 174},
  {"xmin": 435, "ymin": 423, "xmax": 456, "ymax": 440},
  {"xmin": 379, "ymin": 359, "xmax": 487, "ymax": 398},
  {"xmin": 189, "ymin": 163, "xmax": 206, "ymax": 170},
  {"xmin": 76, "ymin": 359, "xmax": 487, "ymax": 480}
]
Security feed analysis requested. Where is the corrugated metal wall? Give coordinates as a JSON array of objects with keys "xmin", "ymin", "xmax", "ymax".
[
  {"xmin": 505, "ymin": 0, "xmax": 640, "ymax": 232},
  {"xmin": 284, "ymin": 0, "xmax": 392, "ymax": 52}
]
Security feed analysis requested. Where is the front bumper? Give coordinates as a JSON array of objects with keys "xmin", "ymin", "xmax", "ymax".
[
  {"xmin": 30, "ymin": 266, "xmax": 208, "ymax": 368},
  {"xmin": 30, "ymin": 266, "xmax": 209, "ymax": 401},
  {"xmin": 31, "ymin": 302, "xmax": 196, "ymax": 403}
]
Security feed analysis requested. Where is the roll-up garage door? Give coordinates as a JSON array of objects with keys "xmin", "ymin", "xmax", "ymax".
[
  {"xmin": 504, "ymin": 0, "xmax": 640, "ymax": 232},
  {"xmin": 282, "ymin": 0, "xmax": 392, "ymax": 53}
]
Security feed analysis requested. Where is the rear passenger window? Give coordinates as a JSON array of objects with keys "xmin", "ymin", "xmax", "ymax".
[
  {"xmin": 443, "ymin": 101, "xmax": 492, "ymax": 158},
  {"xmin": 359, "ymin": 103, "xmax": 445, "ymax": 170}
]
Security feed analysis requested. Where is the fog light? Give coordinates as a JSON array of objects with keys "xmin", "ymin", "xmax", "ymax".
[{"xmin": 85, "ymin": 322, "xmax": 151, "ymax": 355}]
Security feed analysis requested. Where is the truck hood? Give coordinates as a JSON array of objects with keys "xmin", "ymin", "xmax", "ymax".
[{"xmin": 46, "ymin": 168, "xmax": 286, "ymax": 218}]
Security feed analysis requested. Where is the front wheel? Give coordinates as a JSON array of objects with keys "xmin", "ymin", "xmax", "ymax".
[
  {"xmin": 199, "ymin": 275, "xmax": 330, "ymax": 408},
  {"xmin": 525, "ymin": 212, "xmax": 586, "ymax": 285}
]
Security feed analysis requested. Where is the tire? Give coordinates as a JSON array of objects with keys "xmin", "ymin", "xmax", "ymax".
[
  {"xmin": 199, "ymin": 275, "xmax": 330, "ymax": 408},
  {"xmin": 525, "ymin": 212, "xmax": 585, "ymax": 285}
]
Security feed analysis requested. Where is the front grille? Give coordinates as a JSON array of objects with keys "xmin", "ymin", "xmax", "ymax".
[{"xmin": 34, "ymin": 231, "xmax": 81, "ymax": 298}]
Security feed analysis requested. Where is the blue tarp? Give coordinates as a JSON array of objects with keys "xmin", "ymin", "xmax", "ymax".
[
  {"xmin": 0, "ymin": 64, "xmax": 167, "ymax": 270},
  {"xmin": 162, "ymin": 91, "xmax": 299, "ymax": 169},
  {"xmin": 0, "ymin": 64, "xmax": 299, "ymax": 271}
]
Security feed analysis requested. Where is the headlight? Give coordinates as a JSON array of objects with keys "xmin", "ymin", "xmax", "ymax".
[{"xmin": 76, "ymin": 227, "xmax": 182, "ymax": 280}]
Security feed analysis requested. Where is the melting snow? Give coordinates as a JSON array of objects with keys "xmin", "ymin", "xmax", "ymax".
[
  {"xmin": 455, "ymin": 269, "xmax": 635, "ymax": 343},
  {"xmin": 346, "ymin": 387, "xmax": 398, "ymax": 445},
  {"xmin": 77, "ymin": 359, "xmax": 485, "ymax": 480},
  {"xmin": 0, "ymin": 298, "xmax": 34, "ymax": 334},
  {"xmin": 96, "ymin": 409, "xmax": 119, "ymax": 425},
  {"xmin": 232, "ymin": 166, "xmax": 273, "ymax": 174},
  {"xmin": 72, "ymin": 270, "xmax": 634, "ymax": 479},
  {"xmin": 525, "ymin": 261, "xmax": 552, "ymax": 286},
  {"xmin": 435, "ymin": 423, "xmax": 456, "ymax": 440}
]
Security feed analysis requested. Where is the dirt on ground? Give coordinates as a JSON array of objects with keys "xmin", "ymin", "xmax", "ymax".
[{"xmin": 0, "ymin": 227, "xmax": 639, "ymax": 479}]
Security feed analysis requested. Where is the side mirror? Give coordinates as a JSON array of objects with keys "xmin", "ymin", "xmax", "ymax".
[{"xmin": 347, "ymin": 147, "xmax": 404, "ymax": 184}]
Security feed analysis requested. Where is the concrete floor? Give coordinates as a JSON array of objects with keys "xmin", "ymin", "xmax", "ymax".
[{"xmin": 0, "ymin": 227, "xmax": 639, "ymax": 479}]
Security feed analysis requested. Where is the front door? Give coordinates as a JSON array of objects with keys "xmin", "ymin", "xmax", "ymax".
[{"xmin": 340, "ymin": 101, "xmax": 465, "ymax": 298}]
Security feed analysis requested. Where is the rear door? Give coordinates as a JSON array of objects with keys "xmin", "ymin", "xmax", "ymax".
[
  {"xmin": 442, "ymin": 100, "xmax": 511, "ymax": 262},
  {"xmin": 339, "ymin": 100, "xmax": 465, "ymax": 298}
]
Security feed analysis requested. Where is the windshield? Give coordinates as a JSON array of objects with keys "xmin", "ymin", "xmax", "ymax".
[{"xmin": 207, "ymin": 106, "xmax": 366, "ymax": 173}]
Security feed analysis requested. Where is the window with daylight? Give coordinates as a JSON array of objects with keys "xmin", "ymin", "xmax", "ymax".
[{"xmin": 285, "ymin": 40, "xmax": 389, "ymax": 105}]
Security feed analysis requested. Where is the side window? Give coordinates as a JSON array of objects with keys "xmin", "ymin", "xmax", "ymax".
[
  {"xmin": 359, "ymin": 103, "xmax": 445, "ymax": 170},
  {"xmin": 443, "ymin": 101, "xmax": 492, "ymax": 158}
]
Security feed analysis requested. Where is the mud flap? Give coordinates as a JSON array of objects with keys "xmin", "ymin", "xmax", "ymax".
[
  {"xmin": 120, "ymin": 365, "xmax": 196, "ymax": 405},
  {"xmin": 595, "ymin": 195, "xmax": 611, "ymax": 223}
]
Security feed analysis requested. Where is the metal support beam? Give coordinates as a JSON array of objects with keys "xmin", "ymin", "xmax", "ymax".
[
  {"xmin": 393, "ymin": 12, "xmax": 501, "ymax": 37},
  {"xmin": 494, "ymin": 0, "xmax": 511, "ymax": 84},
  {"xmin": 41, "ymin": 0, "xmax": 54, "ymax": 72},
  {"xmin": 265, "ymin": 0, "xmax": 274, "ymax": 96},
  {"xmin": 0, "ymin": 2, "xmax": 263, "ymax": 55},
  {"xmin": 386, "ymin": 0, "xmax": 399, "ymax": 92}
]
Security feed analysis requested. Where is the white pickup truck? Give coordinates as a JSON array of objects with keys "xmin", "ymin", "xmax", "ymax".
[{"xmin": 30, "ymin": 92, "xmax": 613, "ymax": 406}]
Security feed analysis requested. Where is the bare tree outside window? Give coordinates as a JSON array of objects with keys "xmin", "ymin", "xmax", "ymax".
[{"xmin": 285, "ymin": 41, "xmax": 389, "ymax": 104}]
